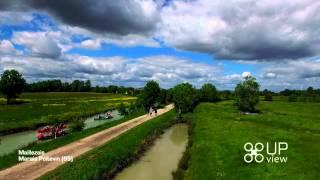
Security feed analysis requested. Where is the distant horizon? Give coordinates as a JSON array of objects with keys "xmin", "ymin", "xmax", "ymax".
[{"xmin": 12, "ymin": 76, "xmax": 318, "ymax": 93}]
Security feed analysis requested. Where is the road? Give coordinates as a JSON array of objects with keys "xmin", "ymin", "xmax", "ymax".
[{"xmin": 0, "ymin": 104, "xmax": 174, "ymax": 180}]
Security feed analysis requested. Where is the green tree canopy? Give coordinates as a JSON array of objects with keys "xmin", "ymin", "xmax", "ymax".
[
  {"xmin": 139, "ymin": 80, "xmax": 161, "ymax": 110},
  {"xmin": 200, "ymin": 83, "xmax": 219, "ymax": 102},
  {"xmin": 0, "ymin": 69, "xmax": 26, "ymax": 104},
  {"xmin": 172, "ymin": 83, "xmax": 197, "ymax": 117},
  {"xmin": 234, "ymin": 76, "xmax": 260, "ymax": 112}
]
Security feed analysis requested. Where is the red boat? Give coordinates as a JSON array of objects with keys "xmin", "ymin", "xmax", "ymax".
[{"xmin": 37, "ymin": 123, "xmax": 68, "ymax": 140}]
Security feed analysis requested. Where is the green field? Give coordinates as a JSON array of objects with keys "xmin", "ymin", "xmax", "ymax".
[
  {"xmin": 180, "ymin": 101, "xmax": 320, "ymax": 179},
  {"xmin": 0, "ymin": 92, "xmax": 136, "ymax": 134}
]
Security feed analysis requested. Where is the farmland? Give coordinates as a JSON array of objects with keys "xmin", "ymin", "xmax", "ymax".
[
  {"xmin": 0, "ymin": 92, "xmax": 136, "ymax": 134},
  {"xmin": 178, "ymin": 101, "xmax": 320, "ymax": 179}
]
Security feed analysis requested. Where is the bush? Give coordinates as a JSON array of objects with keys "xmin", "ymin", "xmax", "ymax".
[
  {"xmin": 234, "ymin": 76, "xmax": 260, "ymax": 112},
  {"xmin": 264, "ymin": 94, "xmax": 273, "ymax": 101},
  {"xmin": 69, "ymin": 119, "xmax": 85, "ymax": 132},
  {"xmin": 117, "ymin": 103, "xmax": 129, "ymax": 116}
]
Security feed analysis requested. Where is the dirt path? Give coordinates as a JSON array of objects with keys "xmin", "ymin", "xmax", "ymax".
[{"xmin": 0, "ymin": 104, "xmax": 174, "ymax": 180}]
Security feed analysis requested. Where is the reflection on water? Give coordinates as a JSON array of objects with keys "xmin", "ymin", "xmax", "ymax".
[
  {"xmin": 114, "ymin": 124, "xmax": 188, "ymax": 180},
  {"xmin": 0, "ymin": 110, "xmax": 123, "ymax": 156}
]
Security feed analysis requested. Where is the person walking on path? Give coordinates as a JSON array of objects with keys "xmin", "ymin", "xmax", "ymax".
[
  {"xmin": 149, "ymin": 106, "xmax": 153, "ymax": 116},
  {"xmin": 154, "ymin": 106, "xmax": 158, "ymax": 116}
]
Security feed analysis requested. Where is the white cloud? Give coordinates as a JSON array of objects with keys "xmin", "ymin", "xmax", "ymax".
[
  {"xmin": 260, "ymin": 60, "xmax": 320, "ymax": 90},
  {"xmin": 242, "ymin": 72, "xmax": 251, "ymax": 78},
  {"xmin": 12, "ymin": 31, "xmax": 62, "ymax": 58},
  {"xmin": 263, "ymin": 72, "xmax": 277, "ymax": 79},
  {"xmin": 79, "ymin": 39, "xmax": 101, "ymax": 50},
  {"xmin": 0, "ymin": 54, "xmax": 223, "ymax": 88},
  {"xmin": 0, "ymin": 40, "xmax": 16, "ymax": 54},
  {"xmin": 158, "ymin": 0, "xmax": 320, "ymax": 60},
  {"xmin": 0, "ymin": 11, "xmax": 32, "ymax": 25},
  {"xmin": 61, "ymin": 25, "xmax": 160, "ymax": 48}
]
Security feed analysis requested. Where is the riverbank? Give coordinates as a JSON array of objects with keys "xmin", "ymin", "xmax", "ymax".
[
  {"xmin": 115, "ymin": 123, "xmax": 188, "ymax": 180},
  {"xmin": 0, "ymin": 109, "xmax": 123, "ymax": 156},
  {"xmin": 0, "ymin": 92, "xmax": 135, "ymax": 135},
  {"xmin": 0, "ymin": 109, "xmax": 145, "ymax": 170},
  {"xmin": 174, "ymin": 101, "xmax": 320, "ymax": 179},
  {"xmin": 39, "ymin": 109, "xmax": 178, "ymax": 179}
]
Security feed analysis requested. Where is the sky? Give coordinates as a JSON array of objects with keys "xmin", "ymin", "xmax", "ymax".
[{"xmin": 0, "ymin": 0, "xmax": 320, "ymax": 91}]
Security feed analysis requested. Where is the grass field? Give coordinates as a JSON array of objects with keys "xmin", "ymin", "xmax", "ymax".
[
  {"xmin": 179, "ymin": 101, "xmax": 320, "ymax": 179},
  {"xmin": 0, "ymin": 92, "xmax": 136, "ymax": 134},
  {"xmin": 40, "ymin": 110, "xmax": 176, "ymax": 180}
]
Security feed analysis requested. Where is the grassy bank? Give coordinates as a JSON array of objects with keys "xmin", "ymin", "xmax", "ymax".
[
  {"xmin": 177, "ymin": 101, "xmax": 320, "ymax": 179},
  {"xmin": 0, "ymin": 92, "xmax": 136, "ymax": 134},
  {"xmin": 0, "ymin": 109, "xmax": 145, "ymax": 170},
  {"xmin": 40, "ymin": 110, "xmax": 177, "ymax": 180}
]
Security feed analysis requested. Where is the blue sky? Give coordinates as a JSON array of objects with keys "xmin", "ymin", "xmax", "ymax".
[{"xmin": 0, "ymin": 0, "xmax": 320, "ymax": 90}]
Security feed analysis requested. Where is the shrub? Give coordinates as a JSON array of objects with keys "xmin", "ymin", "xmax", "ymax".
[
  {"xmin": 117, "ymin": 103, "xmax": 129, "ymax": 116},
  {"xmin": 69, "ymin": 119, "xmax": 85, "ymax": 132}
]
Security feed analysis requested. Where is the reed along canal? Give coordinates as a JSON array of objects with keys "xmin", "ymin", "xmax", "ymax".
[{"xmin": 115, "ymin": 124, "xmax": 188, "ymax": 180}]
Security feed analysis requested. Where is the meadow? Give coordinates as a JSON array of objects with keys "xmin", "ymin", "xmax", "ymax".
[
  {"xmin": 178, "ymin": 101, "xmax": 320, "ymax": 179},
  {"xmin": 0, "ymin": 92, "xmax": 136, "ymax": 134}
]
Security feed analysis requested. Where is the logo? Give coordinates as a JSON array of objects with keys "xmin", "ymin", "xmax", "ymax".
[{"xmin": 244, "ymin": 142, "xmax": 288, "ymax": 163}]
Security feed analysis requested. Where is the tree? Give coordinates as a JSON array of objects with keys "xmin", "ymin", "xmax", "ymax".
[
  {"xmin": 221, "ymin": 90, "xmax": 233, "ymax": 100},
  {"xmin": 307, "ymin": 86, "xmax": 314, "ymax": 96},
  {"xmin": 200, "ymin": 83, "xmax": 219, "ymax": 102},
  {"xmin": 84, "ymin": 80, "xmax": 91, "ymax": 92},
  {"xmin": 108, "ymin": 85, "xmax": 118, "ymax": 93},
  {"xmin": 234, "ymin": 76, "xmax": 260, "ymax": 112},
  {"xmin": 288, "ymin": 94, "xmax": 298, "ymax": 102},
  {"xmin": 71, "ymin": 80, "xmax": 81, "ymax": 92},
  {"xmin": 139, "ymin": 80, "xmax": 161, "ymax": 111},
  {"xmin": 0, "ymin": 70, "xmax": 26, "ymax": 104},
  {"xmin": 158, "ymin": 89, "xmax": 168, "ymax": 105},
  {"xmin": 264, "ymin": 93, "xmax": 273, "ymax": 101},
  {"xmin": 172, "ymin": 83, "xmax": 197, "ymax": 118}
]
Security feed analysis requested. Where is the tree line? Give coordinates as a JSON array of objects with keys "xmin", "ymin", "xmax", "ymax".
[
  {"xmin": 26, "ymin": 79, "xmax": 141, "ymax": 95},
  {"xmin": 1, "ymin": 69, "xmax": 319, "ymax": 110}
]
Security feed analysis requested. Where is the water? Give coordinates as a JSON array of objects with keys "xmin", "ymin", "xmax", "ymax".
[
  {"xmin": 84, "ymin": 110, "xmax": 122, "ymax": 129},
  {"xmin": 0, "ymin": 131, "xmax": 37, "ymax": 156},
  {"xmin": 114, "ymin": 124, "xmax": 188, "ymax": 180},
  {"xmin": 0, "ymin": 110, "xmax": 123, "ymax": 156}
]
